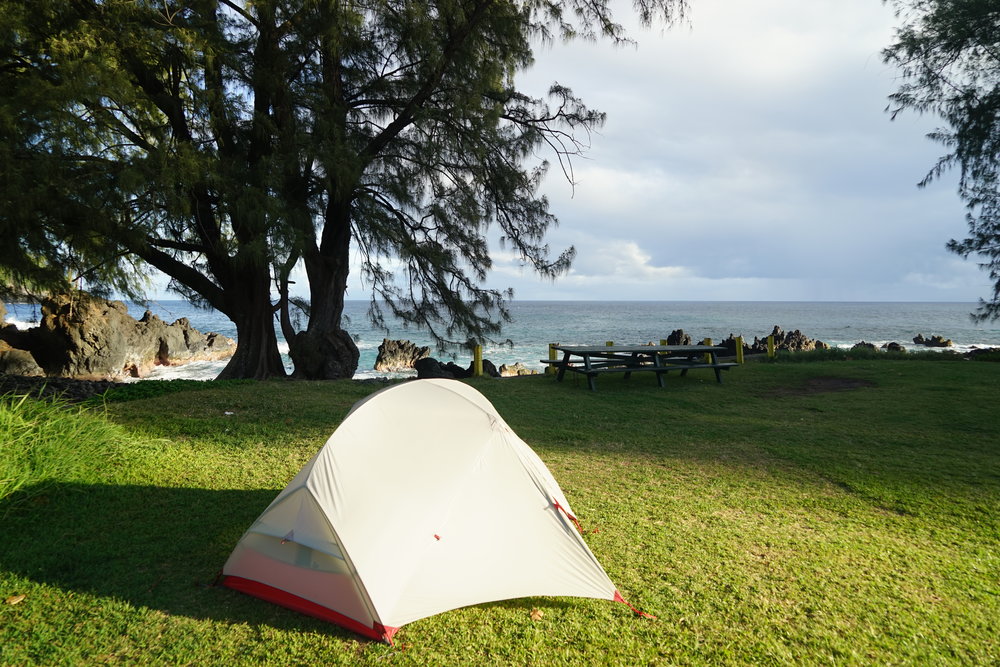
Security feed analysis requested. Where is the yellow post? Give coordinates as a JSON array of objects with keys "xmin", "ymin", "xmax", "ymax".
[
  {"xmin": 660, "ymin": 339, "xmax": 667, "ymax": 346},
  {"xmin": 702, "ymin": 338, "xmax": 713, "ymax": 363},
  {"xmin": 736, "ymin": 336, "xmax": 745, "ymax": 365},
  {"xmin": 473, "ymin": 345, "xmax": 483, "ymax": 377},
  {"xmin": 547, "ymin": 343, "xmax": 559, "ymax": 375},
  {"xmin": 606, "ymin": 340, "xmax": 614, "ymax": 348},
  {"xmin": 767, "ymin": 335, "xmax": 776, "ymax": 359}
]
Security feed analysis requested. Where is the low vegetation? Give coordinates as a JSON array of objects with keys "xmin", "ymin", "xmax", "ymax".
[
  {"xmin": 0, "ymin": 394, "xmax": 145, "ymax": 506},
  {"xmin": 768, "ymin": 346, "xmax": 987, "ymax": 363},
  {"xmin": 1, "ymin": 359, "xmax": 997, "ymax": 664}
]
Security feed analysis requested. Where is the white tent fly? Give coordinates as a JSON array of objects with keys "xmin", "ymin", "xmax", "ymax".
[{"xmin": 220, "ymin": 379, "xmax": 645, "ymax": 643}]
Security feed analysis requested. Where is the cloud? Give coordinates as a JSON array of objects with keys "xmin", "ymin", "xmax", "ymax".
[
  {"xmin": 487, "ymin": 233, "xmax": 811, "ymax": 300},
  {"xmin": 567, "ymin": 239, "xmax": 688, "ymax": 281},
  {"xmin": 495, "ymin": 0, "xmax": 987, "ymax": 302},
  {"xmin": 901, "ymin": 257, "xmax": 993, "ymax": 295}
]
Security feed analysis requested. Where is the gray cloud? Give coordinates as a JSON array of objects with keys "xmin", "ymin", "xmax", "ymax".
[{"xmin": 483, "ymin": 0, "xmax": 982, "ymax": 301}]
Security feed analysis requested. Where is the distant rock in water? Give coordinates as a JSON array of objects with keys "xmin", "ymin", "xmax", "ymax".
[
  {"xmin": 499, "ymin": 362, "xmax": 537, "ymax": 377},
  {"xmin": 749, "ymin": 326, "xmax": 829, "ymax": 353},
  {"xmin": 0, "ymin": 292, "xmax": 235, "ymax": 381},
  {"xmin": 913, "ymin": 333, "xmax": 954, "ymax": 348},
  {"xmin": 965, "ymin": 346, "xmax": 1000, "ymax": 359},
  {"xmin": 716, "ymin": 334, "xmax": 748, "ymax": 357},
  {"xmin": 413, "ymin": 356, "xmax": 510, "ymax": 379},
  {"xmin": 413, "ymin": 357, "xmax": 460, "ymax": 379},
  {"xmin": 666, "ymin": 329, "xmax": 692, "ymax": 346},
  {"xmin": 482, "ymin": 359, "xmax": 502, "ymax": 378},
  {"xmin": 374, "ymin": 338, "xmax": 430, "ymax": 371}
]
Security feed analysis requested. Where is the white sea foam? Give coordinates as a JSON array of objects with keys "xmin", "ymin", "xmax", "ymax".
[
  {"xmin": 6, "ymin": 317, "xmax": 38, "ymax": 331},
  {"xmin": 131, "ymin": 360, "xmax": 225, "ymax": 382},
  {"xmin": 353, "ymin": 368, "xmax": 415, "ymax": 381},
  {"xmin": 831, "ymin": 341, "xmax": 985, "ymax": 355}
]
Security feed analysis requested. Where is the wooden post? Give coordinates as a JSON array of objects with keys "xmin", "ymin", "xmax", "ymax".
[
  {"xmin": 736, "ymin": 336, "xmax": 745, "ymax": 365},
  {"xmin": 767, "ymin": 335, "xmax": 776, "ymax": 359},
  {"xmin": 473, "ymin": 345, "xmax": 483, "ymax": 377},
  {"xmin": 702, "ymin": 338, "xmax": 713, "ymax": 363},
  {"xmin": 547, "ymin": 343, "xmax": 559, "ymax": 375}
]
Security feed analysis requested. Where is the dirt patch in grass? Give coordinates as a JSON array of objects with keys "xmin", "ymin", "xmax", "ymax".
[{"xmin": 764, "ymin": 376, "xmax": 876, "ymax": 397}]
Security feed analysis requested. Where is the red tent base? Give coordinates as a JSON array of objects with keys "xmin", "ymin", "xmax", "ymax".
[
  {"xmin": 220, "ymin": 575, "xmax": 399, "ymax": 645},
  {"xmin": 614, "ymin": 590, "xmax": 657, "ymax": 619}
]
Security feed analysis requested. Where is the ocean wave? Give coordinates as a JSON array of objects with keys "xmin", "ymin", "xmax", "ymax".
[
  {"xmin": 5, "ymin": 317, "xmax": 39, "ymax": 331},
  {"xmin": 831, "ymin": 341, "xmax": 989, "ymax": 355},
  {"xmin": 353, "ymin": 368, "xmax": 415, "ymax": 381},
  {"xmin": 129, "ymin": 360, "xmax": 229, "ymax": 382}
]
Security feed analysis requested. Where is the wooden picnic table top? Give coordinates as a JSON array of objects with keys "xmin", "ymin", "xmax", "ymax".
[{"xmin": 552, "ymin": 344, "xmax": 725, "ymax": 355}]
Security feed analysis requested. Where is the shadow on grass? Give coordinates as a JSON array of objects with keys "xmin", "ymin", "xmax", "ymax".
[{"xmin": 0, "ymin": 482, "xmax": 364, "ymax": 640}]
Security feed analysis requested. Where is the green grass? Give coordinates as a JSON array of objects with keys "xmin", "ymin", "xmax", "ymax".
[
  {"xmin": 92, "ymin": 378, "xmax": 257, "ymax": 404},
  {"xmin": 1, "ymin": 361, "xmax": 998, "ymax": 664},
  {"xmin": 0, "ymin": 394, "xmax": 150, "ymax": 507}
]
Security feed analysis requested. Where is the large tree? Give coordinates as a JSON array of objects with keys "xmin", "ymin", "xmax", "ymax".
[
  {"xmin": 883, "ymin": 0, "xmax": 1000, "ymax": 320},
  {"xmin": 2, "ymin": 0, "xmax": 686, "ymax": 379}
]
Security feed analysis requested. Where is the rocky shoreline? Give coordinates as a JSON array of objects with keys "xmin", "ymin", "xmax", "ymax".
[
  {"xmin": 5, "ymin": 295, "xmax": 997, "ymax": 396},
  {"xmin": 1, "ymin": 293, "xmax": 235, "ymax": 381},
  {"xmin": 375, "ymin": 337, "xmax": 539, "ymax": 378}
]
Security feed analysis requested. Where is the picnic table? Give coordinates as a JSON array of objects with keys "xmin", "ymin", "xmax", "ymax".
[{"xmin": 542, "ymin": 344, "xmax": 737, "ymax": 391}]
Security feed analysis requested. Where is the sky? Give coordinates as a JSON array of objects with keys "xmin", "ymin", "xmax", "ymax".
[{"xmin": 349, "ymin": 0, "xmax": 988, "ymax": 302}]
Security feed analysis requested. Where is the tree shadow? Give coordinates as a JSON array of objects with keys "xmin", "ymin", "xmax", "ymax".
[
  {"xmin": 1, "ymin": 482, "xmax": 610, "ymax": 644},
  {"xmin": 0, "ymin": 482, "xmax": 363, "ymax": 639}
]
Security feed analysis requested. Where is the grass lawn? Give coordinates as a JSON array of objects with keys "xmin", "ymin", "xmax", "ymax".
[{"xmin": 1, "ymin": 359, "xmax": 998, "ymax": 664}]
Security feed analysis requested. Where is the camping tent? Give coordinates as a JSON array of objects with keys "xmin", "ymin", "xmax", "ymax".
[{"xmin": 220, "ymin": 378, "xmax": 640, "ymax": 644}]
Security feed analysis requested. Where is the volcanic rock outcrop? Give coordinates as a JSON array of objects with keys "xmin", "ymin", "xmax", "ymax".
[
  {"xmin": 0, "ymin": 292, "xmax": 235, "ymax": 381},
  {"xmin": 373, "ymin": 338, "xmax": 430, "ymax": 372},
  {"xmin": 913, "ymin": 333, "xmax": 954, "ymax": 348}
]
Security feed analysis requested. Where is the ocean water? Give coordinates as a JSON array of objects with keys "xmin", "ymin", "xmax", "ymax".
[{"xmin": 6, "ymin": 300, "xmax": 999, "ymax": 381}]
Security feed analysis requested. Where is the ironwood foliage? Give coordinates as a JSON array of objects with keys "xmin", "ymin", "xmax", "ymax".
[
  {"xmin": 1, "ymin": 0, "xmax": 686, "ymax": 378},
  {"xmin": 0, "ymin": 1, "xmax": 146, "ymax": 301},
  {"xmin": 884, "ymin": 0, "xmax": 1000, "ymax": 320}
]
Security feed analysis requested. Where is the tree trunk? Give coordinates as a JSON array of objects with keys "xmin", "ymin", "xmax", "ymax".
[
  {"xmin": 218, "ymin": 316, "xmax": 286, "ymax": 380},
  {"xmin": 216, "ymin": 283, "xmax": 287, "ymax": 381},
  {"xmin": 289, "ymin": 201, "xmax": 359, "ymax": 380},
  {"xmin": 288, "ymin": 268, "xmax": 359, "ymax": 378},
  {"xmin": 288, "ymin": 326, "xmax": 359, "ymax": 380}
]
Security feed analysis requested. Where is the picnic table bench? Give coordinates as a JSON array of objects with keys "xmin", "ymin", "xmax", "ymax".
[{"xmin": 541, "ymin": 344, "xmax": 737, "ymax": 391}]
